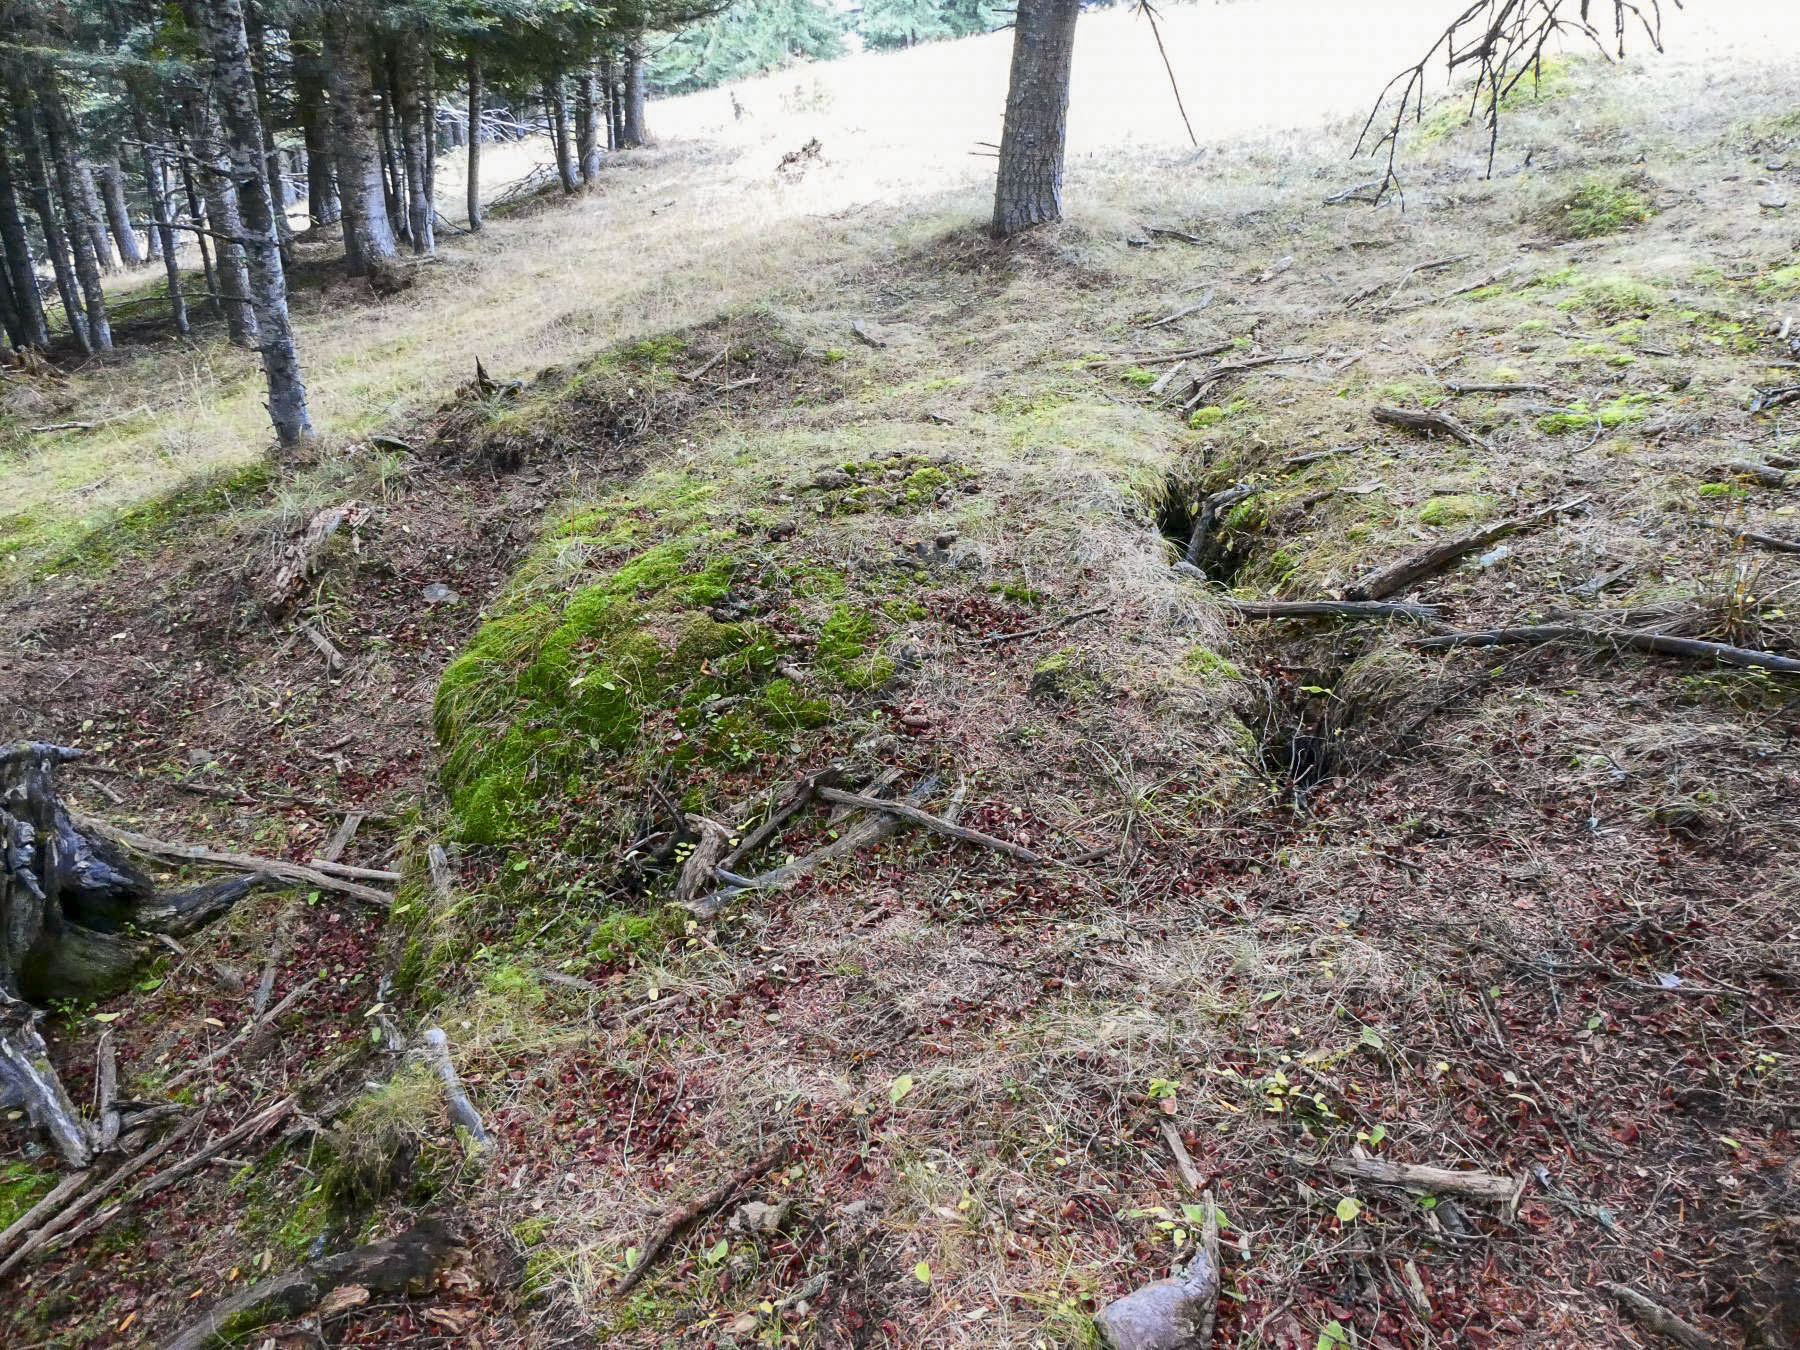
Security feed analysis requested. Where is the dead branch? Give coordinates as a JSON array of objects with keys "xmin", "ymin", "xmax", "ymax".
[
  {"xmin": 713, "ymin": 774, "xmax": 941, "ymax": 897},
  {"xmin": 1173, "ymin": 578, "xmax": 1443, "ymax": 622},
  {"xmin": 1357, "ymin": 1, "xmax": 1668, "ymax": 200},
  {"xmin": 1723, "ymin": 460, "xmax": 1793, "ymax": 489},
  {"xmin": 1371, "ymin": 403, "xmax": 1493, "ymax": 452},
  {"xmin": 163, "ymin": 979, "xmax": 316, "ymax": 1094},
  {"xmin": 0, "ymin": 1169, "xmax": 92, "ymax": 1263},
  {"xmin": 318, "ymin": 811, "xmax": 364, "ymax": 863},
  {"xmin": 1709, "ymin": 521, "xmax": 1800, "ymax": 554},
  {"xmin": 1344, "ymin": 495, "xmax": 1588, "ymax": 600},
  {"xmin": 1444, "ymin": 380, "xmax": 1554, "ymax": 396},
  {"xmin": 616, "ymin": 1141, "xmax": 789, "ymax": 1296},
  {"xmin": 1183, "ymin": 353, "xmax": 1314, "ymax": 410},
  {"xmin": 162, "ymin": 1220, "xmax": 461, "ymax": 1350},
  {"xmin": 1309, "ymin": 1154, "xmax": 1523, "ymax": 1204},
  {"xmin": 976, "ymin": 605, "xmax": 1109, "ymax": 646},
  {"xmin": 1414, "ymin": 625, "xmax": 1800, "ymax": 675},
  {"xmin": 422, "ymin": 1027, "xmax": 490, "ymax": 1152},
  {"xmin": 815, "ymin": 787, "xmax": 1048, "ymax": 865},
  {"xmin": 717, "ymin": 766, "xmax": 845, "ymax": 876},
  {"xmin": 68, "ymin": 811, "xmax": 393, "ymax": 909},
  {"xmin": 1160, "ymin": 1120, "xmax": 1206, "ymax": 1193},
  {"xmin": 675, "ymin": 815, "xmax": 732, "ymax": 910},
  {"xmin": 1184, "ymin": 483, "xmax": 1260, "ymax": 566},
  {"xmin": 1600, "ymin": 1282, "xmax": 1712, "ymax": 1350}
]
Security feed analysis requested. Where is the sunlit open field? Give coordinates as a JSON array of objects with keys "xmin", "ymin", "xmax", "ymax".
[{"xmin": 4, "ymin": 0, "xmax": 1794, "ymax": 561}]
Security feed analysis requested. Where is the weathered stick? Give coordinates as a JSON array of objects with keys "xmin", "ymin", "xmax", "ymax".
[
  {"xmin": 421, "ymin": 1027, "xmax": 490, "ymax": 1152},
  {"xmin": 69, "ymin": 811, "xmax": 392, "ymax": 909},
  {"xmin": 318, "ymin": 811, "xmax": 364, "ymax": 863},
  {"xmin": 674, "ymin": 816, "xmax": 732, "ymax": 910},
  {"xmin": 164, "ymin": 979, "xmax": 317, "ymax": 1093},
  {"xmin": 1344, "ymin": 496, "xmax": 1588, "ymax": 600},
  {"xmin": 1371, "ymin": 404, "xmax": 1492, "ymax": 452},
  {"xmin": 1160, "ymin": 1120, "xmax": 1206, "ymax": 1194},
  {"xmin": 976, "ymin": 605, "xmax": 1109, "ymax": 646},
  {"xmin": 720, "ymin": 774, "xmax": 941, "ymax": 894},
  {"xmin": 1311, "ymin": 1155, "xmax": 1522, "ymax": 1204},
  {"xmin": 1413, "ymin": 625, "xmax": 1800, "ymax": 675},
  {"xmin": 1600, "ymin": 1282, "xmax": 1712, "ymax": 1350},
  {"xmin": 716, "ymin": 766, "xmax": 843, "ymax": 875},
  {"xmin": 815, "ymin": 787, "xmax": 1047, "ymax": 865},
  {"xmin": 1710, "ymin": 521, "xmax": 1800, "ymax": 554},
  {"xmin": 305, "ymin": 858, "xmax": 402, "ymax": 882},
  {"xmin": 95, "ymin": 1030, "xmax": 120, "ymax": 1153},
  {"xmin": 1443, "ymin": 381, "xmax": 1554, "ymax": 396},
  {"xmin": 1170, "ymin": 570, "xmax": 1441, "ymax": 621},
  {"xmin": 615, "ymin": 1141, "xmax": 790, "ymax": 1296},
  {"xmin": 1723, "ymin": 460, "xmax": 1792, "ymax": 489}
]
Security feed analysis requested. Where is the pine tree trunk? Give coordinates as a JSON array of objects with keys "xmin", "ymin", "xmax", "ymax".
[
  {"xmin": 575, "ymin": 70, "xmax": 600, "ymax": 185},
  {"xmin": 423, "ymin": 50, "xmax": 436, "ymax": 217},
  {"xmin": 0, "ymin": 238, "xmax": 27, "ymax": 349},
  {"xmin": 621, "ymin": 39, "xmax": 648, "ymax": 148},
  {"xmin": 376, "ymin": 57, "xmax": 405, "ymax": 244},
  {"xmin": 296, "ymin": 43, "xmax": 340, "ymax": 225},
  {"xmin": 130, "ymin": 100, "xmax": 189, "ymax": 337},
  {"xmin": 393, "ymin": 38, "xmax": 434, "ymax": 253},
  {"xmin": 38, "ymin": 78, "xmax": 113, "ymax": 349},
  {"xmin": 603, "ymin": 50, "xmax": 624, "ymax": 151},
  {"xmin": 0, "ymin": 115, "xmax": 50, "ymax": 348},
  {"xmin": 322, "ymin": 6, "xmax": 400, "ymax": 280},
  {"xmin": 5, "ymin": 78, "xmax": 88, "ymax": 352},
  {"xmin": 77, "ymin": 162, "xmax": 116, "ymax": 273},
  {"xmin": 466, "ymin": 49, "xmax": 483, "ymax": 232},
  {"xmin": 192, "ymin": 0, "xmax": 313, "ymax": 450},
  {"xmin": 175, "ymin": 141, "xmax": 221, "ymax": 317},
  {"xmin": 185, "ymin": 95, "xmax": 258, "ymax": 347},
  {"xmin": 245, "ymin": 11, "xmax": 295, "ymax": 264},
  {"xmin": 97, "ymin": 157, "xmax": 146, "ymax": 268},
  {"xmin": 546, "ymin": 75, "xmax": 577, "ymax": 194},
  {"xmin": 991, "ymin": 0, "xmax": 1080, "ymax": 238}
]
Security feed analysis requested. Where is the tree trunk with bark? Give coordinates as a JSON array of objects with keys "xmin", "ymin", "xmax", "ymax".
[
  {"xmin": 991, "ymin": 0, "xmax": 1080, "ymax": 237},
  {"xmin": 392, "ymin": 38, "xmax": 434, "ymax": 253},
  {"xmin": 0, "ymin": 239, "xmax": 27, "ymax": 349},
  {"xmin": 96, "ymin": 158, "xmax": 146, "ymax": 268},
  {"xmin": 465, "ymin": 49, "xmax": 482, "ymax": 231},
  {"xmin": 375, "ymin": 65, "xmax": 405, "ymax": 244},
  {"xmin": 76, "ymin": 162, "xmax": 116, "ymax": 273},
  {"xmin": 575, "ymin": 69, "xmax": 601, "ymax": 184},
  {"xmin": 39, "ymin": 81, "xmax": 114, "ymax": 347},
  {"xmin": 245, "ymin": 11, "xmax": 295, "ymax": 264},
  {"xmin": 546, "ymin": 74, "xmax": 576, "ymax": 195},
  {"xmin": 185, "ymin": 96, "xmax": 258, "ymax": 348},
  {"xmin": 0, "ymin": 113, "xmax": 50, "ymax": 348},
  {"xmin": 4, "ymin": 79, "xmax": 87, "ymax": 352},
  {"xmin": 131, "ymin": 103, "xmax": 189, "ymax": 336},
  {"xmin": 621, "ymin": 39, "xmax": 648, "ymax": 148},
  {"xmin": 296, "ymin": 43, "xmax": 340, "ymax": 225},
  {"xmin": 191, "ymin": 0, "xmax": 313, "ymax": 450},
  {"xmin": 321, "ymin": 6, "xmax": 400, "ymax": 282},
  {"xmin": 602, "ymin": 49, "xmax": 623, "ymax": 150},
  {"xmin": 1, "ymin": 745, "xmax": 270, "ymax": 1168},
  {"xmin": 174, "ymin": 138, "xmax": 221, "ymax": 318}
]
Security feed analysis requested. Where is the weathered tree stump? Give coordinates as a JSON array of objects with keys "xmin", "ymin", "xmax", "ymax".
[{"xmin": 1, "ymin": 743, "xmax": 272, "ymax": 1166}]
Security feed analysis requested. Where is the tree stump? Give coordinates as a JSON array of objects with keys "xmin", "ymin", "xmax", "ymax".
[{"xmin": 1, "ymin": 743, "xmax": 271, "ymax": 1166}]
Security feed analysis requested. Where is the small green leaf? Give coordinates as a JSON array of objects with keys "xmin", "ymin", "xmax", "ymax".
[
  {"xmin": 1317, "ymin": 1319, "xmax": 1354, "ymax": 1350},
  {"xmin": 1335, "ymin": 1195, "xmax": 1363, "ymax": 1223},
  {"xmin": 1718, "ymin": 1134, "xmax": 1741, "ymax": 1149},
  {"xmin": 1367, "ymin": 1124, "xmax": 1387, "ymax": 1146},
  {"xmin": 705, "ymin": 1238, "xmax": 729, "ymax": 1265},
  {"xmin": 1358, "ymin": 1026, "xmax": 1385, "ymax": 1051},
  {"xmin": 914, "ymin": 1260, "xmax": 931, "ymax": 1284},
  {"xmin": 890, "ymin": 1074, "xmax": 915, "ymax": 1104}
]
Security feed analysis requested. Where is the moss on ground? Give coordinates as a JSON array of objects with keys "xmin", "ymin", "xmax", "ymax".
[
  {"xmin": 0, "ymin": 1162, "xmax": 53, "ymax": 1230},
  {"xmin": 1536, "ymin": 393, "xmax": 1658, "ymax": 434},
  {"xmin": 1551, "ymin": 179, "xmax": 1655, "ymax": 239},
  {"xmin": 1418, "ymin": 495, "xmax": 1495, "ymax": 527}
]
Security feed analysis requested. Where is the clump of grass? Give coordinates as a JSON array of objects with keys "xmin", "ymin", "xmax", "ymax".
[
  {"xmin": 1418, "ymin": 494, "xmax": 1494, "ymax": 527},
  {"xmin": 1559, "ymin": 275, "xmax": 1661, "ymax": 321},
  {"xmin": 1550, "ymin": 179, "xmax": 1655, "ymax": 239},
  {"xmin": 1536, "ymin": 393, "xmax": 1658, "ymax": 434}
]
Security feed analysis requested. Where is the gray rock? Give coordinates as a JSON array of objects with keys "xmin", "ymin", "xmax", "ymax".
[
  {"xmin": 421, "ymin": 582, "xmax": 461, "ymax": 605},
  {"xmin": 1760, "ymin": 192, "xmax": 1788, "ymax": 211},
  {"xmin": 731, "ymin": 1200, "xmax": 790, "ymax": 1234},
  {"xmin": 1094, "ymin": 1251, "xmax": 1219, "ymax": 1350},
  {"xmin": 811, "ymin": 470, "xmax": 852, "ymax": 491}
]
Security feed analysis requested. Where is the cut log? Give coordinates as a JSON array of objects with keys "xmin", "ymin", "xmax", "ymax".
[
  {"xmin": 160, "ymin": 1219, "xmax": 460, "ymax": 1350},
  {"xmin": 1413, "ymin": 625, "xmax": 1800, "ymax": 675},
  {"xmin": 1344, "ymin": 496, "xmax": 1588, "ymax": 601}
]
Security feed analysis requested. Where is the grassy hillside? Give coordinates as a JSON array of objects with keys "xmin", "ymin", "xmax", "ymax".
[{"xmin": 3, "ymin": 8, "xmax": 1799, "ymax": 1349}]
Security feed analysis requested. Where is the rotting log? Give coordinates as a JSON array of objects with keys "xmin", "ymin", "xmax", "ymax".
[
  {"xmin": 161, "ymin": 1219, "xmax": 461, "ymax": 1350},
  {"xmin": 0, "ymin": 743, "xmax": 277, "ymax": 1165}
]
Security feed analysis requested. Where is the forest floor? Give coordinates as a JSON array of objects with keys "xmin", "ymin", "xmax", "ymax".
[{"xmin": 4, "ymin": 13, "xmax": 1800, "ymax": 1350}]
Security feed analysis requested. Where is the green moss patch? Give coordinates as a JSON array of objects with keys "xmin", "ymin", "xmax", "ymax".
[
  {"xmin": 1535, "ymin": 393, "xmax": 1658, "ymax": 434},
  {"xmin": 1550, "ymin": 180, "xmax": 1656, "ymax": 239},
  {"xmin": 1418, "ymin": 495, "xmax": 1495, "ymax": 527}
]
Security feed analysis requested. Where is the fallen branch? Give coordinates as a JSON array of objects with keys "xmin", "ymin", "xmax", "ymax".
[
  {"xmin": 1600, "ymin": 1282, "xmax": 1712, "ymax": 1350},
  {"xmin": 1710, "ymin": 521, "xmax": 1800, "ymax": 554},
  {"xmin": 716, "ymin": 774, "xmax": 940, "ymax": 895},
  {"xmin": 162, "ymin": 1220, "xmax": 460, "ymax": 1350},
  {"xmin": 1159, "ymin": 1120, "xmax": 1206, "ymax": 1194},
  {"xmin": 1178, "ymin": 584, "xmax": 1442, "ymax": 623},
  {"xmin": 1310, "ymin": 1155, "xmax": 1522, "ymax": 1205},
  {"xmin": 305, "ymin": 857, "xmax": 402, "ymax": 883},
  {"xmin": 1443, "ymin": 381, "xmax": 1554, "ymax": 396},
  {"xmin": 1414, "ymin": 625, "xmax": 1800, "ymax": 675},
  {"xmin": 1723, "ymin": 460, "xmax": 1793, "ymax": 489},
  {"xmin": 0, "ymin": 1168, "xmax": 91, "ymax": 1263},
  {"xmin": 422, "ymin": 1027, "xmax": 490, "ymax": 1152},
  {"xmin": 716, "ymin": 766, "xmax": 844, "ymax": 877},
  {"xmin": 1183, "ymin": 353, "xmax": 1312, "ymax": 410},
  {"xmin": 69, "ymin": 811, "xmax": 392, "ymax": 910},
  {"xmin": 164, "ymin": 979, "xmax": 316, "ymax": 1093},
  {"xmin": 1184, "ymin": 483, "xmax": 1260, "ymax": 567},
  {"xmin": 815, "ymin": 787, "xmax": 1048, "ymax": 865},
  {"xmin": 1371, "ymin": 404, "xmax": 1492, "ymax": 452},
  {"xmin": 616, "ymin": 1142, "xmax": 789, "ymax": 1296},
  {"xmin": 1345, "ymin": 496, "xmax": 1588, "ymax": 600},
  {"xmin": 976, "ymin": 604, "xmax": 1109, "ymax": 646}
]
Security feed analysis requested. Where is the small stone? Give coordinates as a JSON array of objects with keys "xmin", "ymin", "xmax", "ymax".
[
  {"xmin": 811, "ymin": 470, "xmax": 852, "ymax": 490},
  {"xmin": 731, "ymin": 1200, "xmax": 790, "ymax": 1235},
  {"xmin": 421, "ymin": 582, "xmax": 461, "ymax": 605},
  {"xmin": 767, "ymin": 519, "xmax": 798, "ymax": 541},
  {"xmin": 728, "ymin": 1313, "xmax": 760, "ymax": 1335},
  {"xmin": 933, "ymin": 531, "xmax": 959, "ymax": 551},
  {"xmin": 1476, "ymin": 544, "xmax": 1513, "ymax": 568},
  {"xmin": 1760, "ymin": 192, "xmax": 1788, "ymax": 211},
  {"xmin": 185, "ymin": 747, "xmax": 218, "ymax": 768}
]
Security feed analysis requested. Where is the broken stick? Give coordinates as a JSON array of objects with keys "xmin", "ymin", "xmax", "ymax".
[
  {"xmin": 1308, "ymin": 1154, "xmax": 1523, "ymax": 1205},
  {"xmin": 1414, "ymin": 625, "xmax": 1800, "ymax": 675},
  {"xmin": 1371, "ymin": 404, "xmax": 1492, "ymax": 453},
  {"xmin": 1344, "ymin": 496, "xmax": 1588, "ymax": 601},
  {"xmin": 1600, "ymin": 1282, "xmax": 1712, "ymax": 1350},
  {"xmin": 616, "ymin": 1141, "xmax": 790, "ymax": 1296},
  {"xmin": 422, "ymin": 1027, "xmax": 490, "ymax": 1152},
  {"xmin": 814, "ymin": 787, "xmax": 1047, "ymax": 865}
]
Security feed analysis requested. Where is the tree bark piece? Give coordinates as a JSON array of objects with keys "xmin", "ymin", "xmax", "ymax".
[
  {"xmin": 991, "ymin": 0, "xmax": 1080, "ymax": 236},
  {"xmin": 1372, "ymin": 404, "xmax": 1491, "ymax": 452},
  {"xmin": 1344, "ymin": 496, "xmax": 1588, "ymax": 601},
  {"xmin": 160, "ymin": 1219, "xmax": 459, "ymax": 1350},
  {"xmin": 1600, "ymin": 1282, "xmax": 1712, "ymax": 1350},
  {"xmin": 815, "ymin": 787, "xmax": 1048, "ymax": 865},
  {"xmin": 1412, "ymin": 625, "xmax": 1800, "ymax": 675},
  {"xmin": 67, "ymin": 810, "xmax": 393, "ymax": 908},
  {"xmin": 616, "ymin": 1142, "xmax": 789, "ymax": 1296},
  {"xmin": 674, "ymin": 815, "xmax": 732, "ymax": 910}
]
